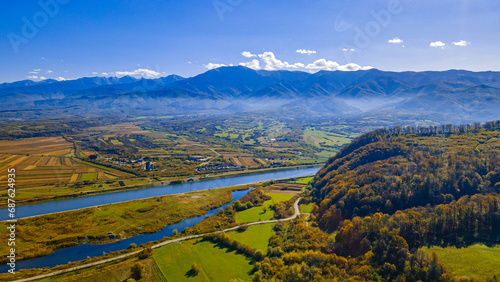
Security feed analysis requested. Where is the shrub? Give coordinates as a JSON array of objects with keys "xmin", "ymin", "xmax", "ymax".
[
  {"xmin": 237, "ymin": 225, "xmax": 249, "ymax": 232},
  {"xmin": 255, "ymin": 249, "xmax": 265, "ymax": 261},
  {"xmin": 131, "ymin": 262, "xmax": 146, "ymax": 279},
  {"xmin": 190, "ymin": 262, "xmax": 200, "ymax": 276},
  {"xmin": 138, "ymin": 247, "xmax": 152, "ymax": 259}
]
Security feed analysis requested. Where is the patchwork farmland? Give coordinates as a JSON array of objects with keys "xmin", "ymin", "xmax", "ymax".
[{"xmin": 0, "ymin": 137, "xmax": 132, "ymax": 190}]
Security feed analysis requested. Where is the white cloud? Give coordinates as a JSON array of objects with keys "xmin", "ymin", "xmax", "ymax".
[
  {"xmin": 206, "ymin": 51, "xmax": 372, "ymax": 73},
  {"xmin": 452, "ymin": 40, "xmax": 469, "ymax": 46},
  {"xmin": 306, "ymin": 59, "xmax": 340, "ymax": 70},
  {"xmin": 258, "ymin": 51, "xmax": 304, "ymax": 70},
  {"xmin": 39, "ymin": 76, "xmax": 47, "ymax": 80},
  {"xmin": 239, "ymin": 59, "xmax": 261, "ymax": 70},
  {"xmin": 430, "ymin": 41, "xmax": 446, "ymax": 48},
  {"xmin": 204, "ymin": 63, "xmax": 227, "ymax": 70},
  {"xmin": 188, "ymin": 61, "xmax": 192, "ymax": 64},
  {"xmin": 55, "ymin": 77, "xmax": 66, "ymax": 81},
  {"xmin": 47, "ymin": 70, "xmax": 53, "ymax": 74},
  {"xmin": 102, "ymin": 72, "xmax": 109, "ymax": 76},
  {"xmin": 296, "ymin": 49, "xmax": 317, "ymax": 54},
  {"xmin": 115, "ymin": 68, "xmax": 160, "ymax": 78},
  {"xmin": 388, "ymin": 37, "xmax": 403, "ymax": 44},
  {"xmin": 343, "ymin": 48, "xmax": 355, "ymax": 52},
  {"xmin": 29, "ymin": 69, "xmax": 40, "ymax": 74},
  {"xmin": 26, "ymin": 75, "xmax": 38, "ymax": 80},
  {"xmin": 305, "ymin": 59, "xmax": 372, "ymax": 71},
  {"xmin": 241, "ymin": 51, "xmax": 256, "ymax": 58}
]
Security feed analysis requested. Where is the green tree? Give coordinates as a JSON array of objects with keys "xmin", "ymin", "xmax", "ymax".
[
  {"xmin": 190, "ymin": 262, "xmax": 200, "ymax": 276},
  {"xmin": 131, "ymin": 262, "xmax": 146, "ymax": 280}
]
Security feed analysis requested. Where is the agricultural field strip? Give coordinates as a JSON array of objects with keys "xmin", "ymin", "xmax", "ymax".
[{"xmin": 12, "ymin": 198, "xmax": 301, "ymax": 282}]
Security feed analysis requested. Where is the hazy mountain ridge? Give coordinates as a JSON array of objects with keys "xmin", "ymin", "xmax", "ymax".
[{"xmin": 2, "ymin": 67, "xmax": 500, "ymax": 122}]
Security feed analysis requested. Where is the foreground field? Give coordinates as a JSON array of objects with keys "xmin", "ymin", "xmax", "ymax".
[
  {"xmin": 153, "ymin": 239, "xmax": 253, "ymax": 281},
  {"xmin": 235, "ymin": 193, "xmax": 294, "ymax": 223},
  {"xmin": 36, "ymin": 256, "xmax": 166, "ymax": 282},
  {"xmin": 421, "ymin": 244, "xmax": 500, "ymax": 280},
  {"xmin": 227, "ymin": 223, "xmax": 275, "ymax": 252}
]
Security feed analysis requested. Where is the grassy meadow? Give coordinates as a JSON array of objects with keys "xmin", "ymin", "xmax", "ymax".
[
  {"xmin": 153, "ymin": 239, "xmax": 253, "ymax": 281},
  {"xmin": 235, "ymin": 193, "xmax": 294, "ymax": 223},
  {"xmin": 421, "ymin": 244, "xmax": 500, "ymax": 280},
  {"xmin": 227, "ymin": 223, "xmax": 275, "ymax": 252}
]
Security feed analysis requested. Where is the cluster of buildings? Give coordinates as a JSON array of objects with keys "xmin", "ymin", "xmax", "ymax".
[{"xmin": 197, "ymin": 165, "xmax": 245, "ymax": 172}]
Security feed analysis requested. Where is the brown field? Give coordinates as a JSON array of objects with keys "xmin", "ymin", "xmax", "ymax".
[
  {"xmin": 230, "ymin": 157, "xmax": 258, "ymax": 167},
  {"xmin": 231, "ymin": 157, "xmax": 242, "ymax": 166},
  {"xmin": 81, "ymin": 151, "xmax": 97, "ymax": 157},
  {"xmin": 265, "ymin": 142, "xmax": 298, "ymax": 148},
  {"xmin": 70, "ymin": 174, "xmax": 79, "ymax": 182},
  {"xmin": 238, "ymin": 157, "xmax": 258, "ymax": 167},
  {"xmin": 62, "ymin": 157, "xmax": 73, "ymax": 166},
  {"xmin": 85, "ymin": 122, "xmax": 148, "ymax": 134},
  {"xmin": 272, "ymin": 183, "xmax": 305, "ymax": 191},
  {"xmin": 266, "ymin": 189, "xmax": 302, "ymax": 195},
  {"xmin": 75, "ymin": 167, "xmax": 99, "ymax": 173},
  {"xmin": 0, "ymin": 137, "xmax": 73, "ymax": 156},
  {"xmin": 0, "ymin": 153, "xmax": 132, "ymax": 188}
]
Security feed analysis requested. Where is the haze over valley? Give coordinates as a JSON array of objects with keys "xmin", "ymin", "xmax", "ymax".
[{"xmin": 1, "ymin": 0, "xmax": 500, "ymax": 281}]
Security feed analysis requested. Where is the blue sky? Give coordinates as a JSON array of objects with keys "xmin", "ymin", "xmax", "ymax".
[{"xmin": 1, "ymin": 0, "xmax": 499, "ymax": 83}]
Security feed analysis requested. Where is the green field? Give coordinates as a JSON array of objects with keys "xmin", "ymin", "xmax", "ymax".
[
  {"xmin": 299, "ymin": 203, "xmax": 314, "ymax": 213},
  {"xmin": 153, "ymin": 239, "xmax": 253, "ymax": 281},
  {"xmin": 303, "ymin": 127, "xmax": 353, "ymax": 147},
  {"xmin": 235, "ymin": 193, "xmax": 294, "ymax": 223},
  {"xmin": 292, "ymin": 176, "xmax": 314, "ymax": 184},
  {"xmin": 80, "ymin": 172, "xmax": 98, "ymax": 181},
  {"xmin": 421, "ymin": 244, "xmax": 500, "ymax": 280},
  {"xmin": 228, "ymin": 223, "xmax": 275, "ymax": 252}
]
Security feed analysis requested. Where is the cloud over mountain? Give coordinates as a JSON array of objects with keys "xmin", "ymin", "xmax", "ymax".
[{"xmin": 115, "ymin": 68, "xmax": 160, "ymax": 78}]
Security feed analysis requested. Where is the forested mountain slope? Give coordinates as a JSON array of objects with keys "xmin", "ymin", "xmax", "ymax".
[
  {"xmin": 254, "ymin": 121, "xmax": 500, "ymax": 281},
  {"xmin": 313, "ymin": 121, "xmax": 500, "ymax": 228}
]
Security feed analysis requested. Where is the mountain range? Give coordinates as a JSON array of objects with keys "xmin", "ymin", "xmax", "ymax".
[{"xmin": 1, "ymin": 67, "xmax": 500, "ymax": 122}]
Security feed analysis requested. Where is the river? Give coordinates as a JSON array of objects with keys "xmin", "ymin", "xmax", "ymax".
[
  {"xmin": 0, "ymin": 166, "xmax": 320, "ymax": 221},
  {"xmin": 0, "ymin": 189, "xmax": 251, "ymax": 272},
  {"xmin": 0, "ymin": 167, "xmax": 320, "ymax": 272}
]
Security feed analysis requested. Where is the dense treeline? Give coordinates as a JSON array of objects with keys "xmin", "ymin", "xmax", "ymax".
[
  {"xmin": 270, "ymin": 195, "xmax": 298, "ymax": 219},
  {"xmin": 185, "ymin": 188, "xmax": 271, "ymax": 234},
  {"xmin": 202, "ymin": 232, "xmax": 265, "ymax": 261},
  {"xmin": 253, "ymin": 219, "xmax": 453, "ymax": 281},
  {"xmin": 335, "ymin": 194, "xmax": 500, "ymax": 257},
  {"xmin": 313, "ymin": 121, "xmax": 500, "ymax": 231},
  {"xmin": 331, "ymin": 193, "xmax": 500, "ymax": 280},
  {"xmin": 234, "ymin": 189, "xmax": 272, "ymax": 211}
]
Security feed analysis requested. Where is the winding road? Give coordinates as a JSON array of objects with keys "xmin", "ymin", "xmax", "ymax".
[{"xmin": 14, "ymin": 198, "xmax": 303, "ymax": 282}]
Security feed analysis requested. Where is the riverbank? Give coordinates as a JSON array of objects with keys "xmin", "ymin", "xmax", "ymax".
[
  {"xmin": 8, "ymin": 164, "xmax": 321, "ymax": 208},
  {"xmin": 0, "ymin": 198, "xmax": 302, "ymax": 282},
  {"xmin": 0, "ymin": 185, "xmax": 254, "ymax": 264},
  {"xmin": 0, "ymin": 166, "xmax": 320, "ymax": 221}
]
